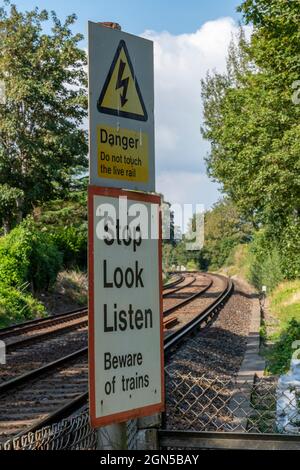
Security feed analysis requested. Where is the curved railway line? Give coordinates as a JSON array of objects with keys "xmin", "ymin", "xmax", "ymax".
[
  {"xmin": 0, "ymin": 273, "xmax": 206, "ymax": 385},
  {"xmin": 0, "ymin": 272, "xmax": 193, "ymax": 351},
  {"xmin": 0, "ymin": 272, "xmax": 233, "ymax": 444}
]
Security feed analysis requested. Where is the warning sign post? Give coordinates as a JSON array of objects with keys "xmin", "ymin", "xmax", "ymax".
[
  {"xmin": 88, "ymin": 186, "xmax": 164, "ymax": 427},
  {"xmin": 88, "ymin": 22, "xmax": 155, "ymax": 192}
]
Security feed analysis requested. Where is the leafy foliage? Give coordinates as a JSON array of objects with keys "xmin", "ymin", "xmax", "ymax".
[
  {"xmin": 51, "ymin": 225, "xmax": 87, "ymax": 269},
  {"xmin": 162, "ymin": 198, "xmax": 252, "ymax": 273},
  {"xmin": 162, "ymin": 240, "xmax": 189, "ymax": 272},
  {"xmin": 199, "ymin": 199, "xmax": 253, "ymax": 270},
  {"xmin": 36, "ymin": 190, "xmax": 87, "ymax": 268},
  {"xmin": 277, "ymin": 218, "xmax": 300, "ymax": 279},
  {"xmin": 0, "ymin": 2, "xmax": 88, "ymax": 227},
  {"xmin": 248, "ymin": 230, "xmax": 284, "ymax": 292},
  {"xmin": 261, "ymin": 278, "xmax": 300, "ymax": 374},
  {"xmin": 201, "ymin": 0, "xmax": 300, "ymax": 291},
  {"xmin": 0, "ymin": 282, "xmax": 45, "ymax": 328},
  {"xmin": 201, "ymin": 0, "xmax": 300, "ymax": 231},
  {"xmin": 0, "ymin": 184, "xmax": 24, "ymax": 233},
  {"xmin": 266, "ymin": 319, "xmax": 300, "ymax": 375},
  {"xmin": 0, "ymin": 218, "xmax": 62, "ymax": 291}
]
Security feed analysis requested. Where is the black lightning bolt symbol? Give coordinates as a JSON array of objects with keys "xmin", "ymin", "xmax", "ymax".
[{"xmin": 116, "ymin": 60, "xmax": 129, "ymax": 107}]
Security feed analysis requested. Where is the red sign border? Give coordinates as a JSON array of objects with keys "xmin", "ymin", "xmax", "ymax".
[{"xmin": 88, "ymin": 185, "xmax": 164, "ymax": 428}]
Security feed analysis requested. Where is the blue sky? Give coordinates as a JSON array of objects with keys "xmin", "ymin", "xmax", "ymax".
[
  {"xmin": 10, "ymin": 1, "xmax": 242, "ymax": 39},
  {"xmin": 7, "ymin": 1, "xmax": 248, "ymax": 213}
]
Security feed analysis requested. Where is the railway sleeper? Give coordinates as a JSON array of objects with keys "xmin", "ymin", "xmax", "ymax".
[{"xmin": 164, "ymin": 317, "xmax": 178, "ymax": 330}]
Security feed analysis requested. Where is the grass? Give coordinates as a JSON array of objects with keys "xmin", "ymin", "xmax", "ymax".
[
  {"xmin": 219, "ymin": 244, "xmax": 300, "ymax": 375},
  {"xmin": 264, "ymin": 280, "xmax": 300, "ymax": 374},
  {"xmin": 269, "ymin": 280, "xmax": 300, "ymax": 328},
  {"xmin": 55, "ymin": 270, "xmax": 88, "ymax": 305},
  {"xmin": 37, "ymin": 269, "xmax": 88, "ymax": 314}
]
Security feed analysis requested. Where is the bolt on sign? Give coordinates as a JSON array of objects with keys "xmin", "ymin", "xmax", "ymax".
[
  {"xmin": 88, "ymin": 22, "xmax": 155, "ymax": 192},
  {"xmin": 88, "ymin": 186, "xmax": 164, "ymax": 427}
]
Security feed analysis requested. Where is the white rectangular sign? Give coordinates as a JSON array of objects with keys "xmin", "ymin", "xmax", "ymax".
[
  {"xmin": 88, "ymin": 186, "xmax": 164, "ymax": 427},
  {"xmin": 88, "ymin": 22, "xmax": 155, "ymax": 192}
]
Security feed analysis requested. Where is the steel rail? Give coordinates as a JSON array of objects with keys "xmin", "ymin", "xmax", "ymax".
[
  {"xmin": 164, "ymin": 275, "xmax": 233, "ymax": 354},
  {"xmin": 163, "ymin": 276, "xmax": 213, "ymax": 316},
  {"xmin": 0, "ymin": 307, "xmax": 87, "ymax": 338},
  {"xmin": 0, "ymin": 275, "xmax": 214, "ymax": 391},
  {"xmin": 0, "ymin": 274, "xmax": 184, "ymax": 338},
  {"xmin": 162, "ymin": 273, "xmax": 184, "ymax": 290},
  {"xmin": 0, "ymin": 347, "xmax": 87, "ymax": 395},
  {"xmin": 4, "ymin": 319, "xmax": 88, "ymax": 352},
  {"xmin": 162, "ymin": 274, "xmax": 197, "ymax": 298},
  {"xmin": 2, "ymin": 274, "xmax": 203, "ymax": 350}
]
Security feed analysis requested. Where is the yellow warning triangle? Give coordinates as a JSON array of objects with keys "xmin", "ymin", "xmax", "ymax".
[{"xmin": 97, "ymin": 40, "xmax": 148, "ymax": 122}]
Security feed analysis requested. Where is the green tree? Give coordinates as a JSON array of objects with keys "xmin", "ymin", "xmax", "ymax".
[
  {"xmin": 201, "ymin": 0, "xmax": 300, "ymax": 229},
  {"xmin": 0, "ymin": 218, "xmax": 62, "ymax": 291},
  {"xmin": 0, "ymin": 183, "xmax": 24, "ymax": 233},
  {"xmin": 0, "ymin": 2, "xmax": 88, "ymax": 228},
  {"xmin": 200, "ymin": 198, "xmax": 253, "ymax": 269}
]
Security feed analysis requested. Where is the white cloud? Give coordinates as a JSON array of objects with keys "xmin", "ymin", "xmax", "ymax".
[
  {"xmin": 142, "ymin": 18, "xmax": 252, "ymax": 210},
  {"xmin": 157, "ymin": 170, "xmax": 221, "ymax": 212}
]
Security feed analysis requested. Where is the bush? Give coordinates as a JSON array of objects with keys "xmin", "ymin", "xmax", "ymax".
[
  {"xmin": 35, "ymin": 192, "xmax": 88, "ymax": 269},
  {"xmin": 266, "ymin": 319, "xmax": 300, "ymax": 374},
  {"xmin": 278, "ymin": 219, "xmax": 300, "ymax": 279},
  {"xmin": 222, "ymin": 244, "xmax": 251, "ymax": 278},
  {"xmin": 0, "ymin": 184, "xmax": 24, "ymax": 234},
  {"xmin": 0, "ymin": 283, "xmax": 45, "ymax": 328},
  {"xmin": 247, "ymin": 220, "xmax": 300, "ymax": 292},
  {"xmin": 186, "ymin": 260, "xmax": 198, "ymax": 270},
  {"xmin": 249, "ymin": 248, "xmax": 284, "ymax": 292},
  {"xmin": 0, "ymin": 218, "xmax": 62, "ymax": 291},
  {"xmin": 247, "ymin": 230, "xmax": 284, "ymax": 292}
]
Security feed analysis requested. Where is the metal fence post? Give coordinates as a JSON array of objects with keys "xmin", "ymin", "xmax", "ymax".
[
  {"xmin": 136, "ymin": 414, "xmax": 161, "ymax": 450},
  {"xmin": 97, "ymin": 422, "xmax": 128, "ymax": 450}
]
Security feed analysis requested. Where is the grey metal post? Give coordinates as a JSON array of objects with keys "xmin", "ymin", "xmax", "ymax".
[{"xmin": 97, "ymin": 423, "xmax": 128, "ymax": 450}]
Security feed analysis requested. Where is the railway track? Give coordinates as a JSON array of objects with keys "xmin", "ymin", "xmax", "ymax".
[
  {"xmin": 0, "ymin": 272, "xmax": 192, "ymax": 351},
  {"xmin": 0, "ymin": 349, "xmax": 88, "ymax": 442},
  {"xmin": 162, "ymin": 273, "xmax": 184, "ymax": 292},
  {"xmin": 0, "ymin": 272, "xmax": 206, "ymax": 385},
  {"xmin": 163, "ymin": 273, "xmax": 212, "ymax": 316},
  {"xmin": 0, "ymin": 272, "xmax": 232, "ymax": 443},
  {"xmin": 164, "ymin": 274, "xmax": 233, "ymax": 353}
]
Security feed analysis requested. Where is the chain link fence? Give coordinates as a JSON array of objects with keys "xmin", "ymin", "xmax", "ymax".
[
  {"xmin": 165, "ymin": 368, "xmax": 300, "ymax": 435},
  {"xmin": 1, "ymin": 369, "xmax": 300, "ymax": 449},
  {"xmin": 0, "ymin": 410, "xmax": 97, "ymax": 450},
  {"xmin": 0, "ymin": 409, "xmax": 138, "ymax": 450}
]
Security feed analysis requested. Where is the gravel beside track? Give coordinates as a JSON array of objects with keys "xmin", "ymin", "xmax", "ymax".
[
  {"xmin": 166, "ymin": 278, "xmax": 255, "ymax": 376},
  {"xmin": 165, "ymin": 278, "xmax": 256, "ymax": 431}
]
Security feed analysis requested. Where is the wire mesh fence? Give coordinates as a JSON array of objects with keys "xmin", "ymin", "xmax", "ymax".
[
  {"xmin": 1, "ymin": 369, "xmax": 300, "ymax": 450},
  {"xmin": 0, "ymin": 410, "xmax": 97, "ymax": 450},
  {"xmin": 165, "ymin": 368, "xmax": 300, "ymax": 435},
  {"xmin": 0, "ymin": 409, "xmax": 138, "ymax": 450}
]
